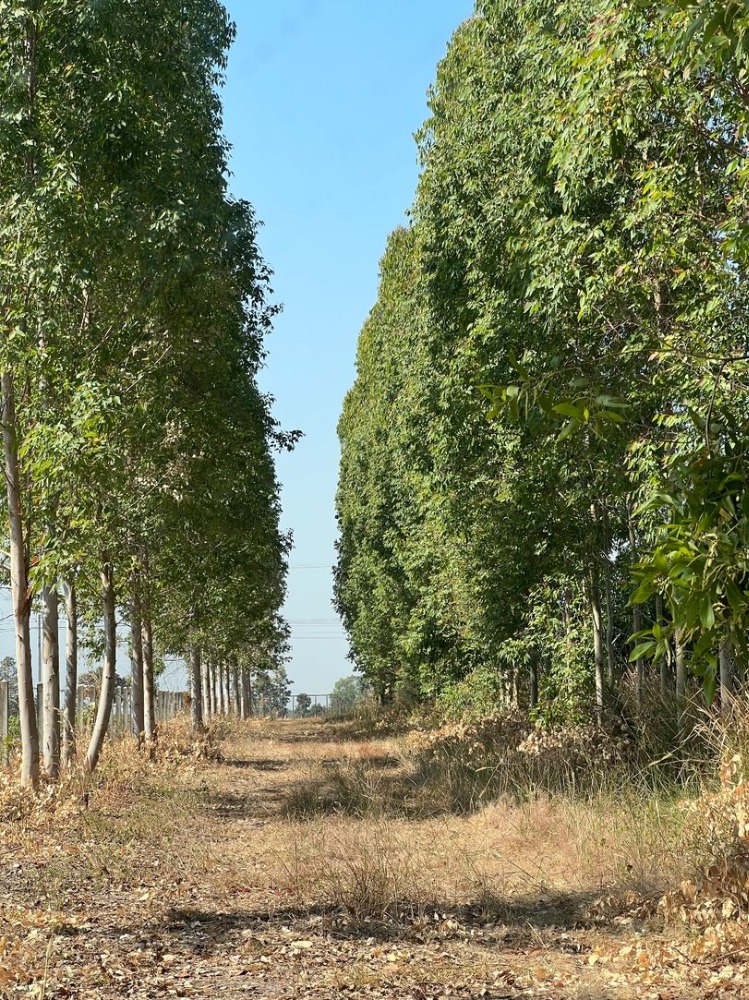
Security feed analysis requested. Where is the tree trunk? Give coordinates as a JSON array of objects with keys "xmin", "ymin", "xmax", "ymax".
[
  {"xmin": 130, "ymin": 586, "xmax": 145, "ymax": 741},
  {"xmin": 200, "ymin": 655, "xmax": 210, "ymax": 720},
  {"xmin": 142, "ymin": 611, "xmax": 156, "ymax": 741},
  {"xmin": 627, "ymin": 519, "xmax": 644, "ymax": 710},
  {"xmin": 601, "ymin": 507, "xmax": 616, "ymax": 689},
  {"xmin": 589, "ymin": 568, "xmax": 605, "ymax": 728},
  {"xmin": 631, "ymin": 599, "xmax": 644, "ymax": 710},
  {"xmin": 85, "ymin": 557, "xmax": 117, "ymax": 773},
  {"xmin": 603, "ymin": 556, "xmax": 616, "ymax": 690},
  {"xmin": 61, "ymin": 580, "xmax": 77, "ymax": 766},
  {"xmin": 242, "ymin": 669, "xmax": 252, "ymax": 719},
  {"xmin": 655, "ymin": 594, "xmax": 670, "ymax": 696},
  {"xmin": 190, "ymin": 646, "xmax": 203, "ymax": 734},
  {"xmin": 720, "ymin": 639, "xmax": 734, "ymax": 716},
  {"xmin": 2, "ymin": 371, "xmax": 38, "ymax": 787},
  {"xmin": 217, "ymin": 661, "xmax": 226, "ymax": 715},
  {"xmin": 225, "ymin": 662, "xmax": 233, "ymax": 715},
  {"xmin": 510, "ymin": 665, "xmax": 519, "ymax": 707},
  {"xmin": 232, "ymin": 664, "xmax": 241, "ymax": 716},
  {"xmin": 208, "ymin": 662, "xmax": 219, "ymax": 718},
  {"xmin": 42, "ymin": 583, "xmax": 60, "ymax": 778}
]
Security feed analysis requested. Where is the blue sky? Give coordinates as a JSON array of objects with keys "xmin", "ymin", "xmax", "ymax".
[{"xmin": 221, "ymin": 1, "xmax": 474, "ymax": 693}]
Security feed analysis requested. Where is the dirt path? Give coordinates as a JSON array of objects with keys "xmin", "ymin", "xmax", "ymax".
[{"xmin": 0, "ymin": 721, "xmax": 732, "ymax": 998}]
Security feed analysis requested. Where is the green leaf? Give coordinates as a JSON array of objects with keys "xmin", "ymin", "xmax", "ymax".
[
  {"xmin": 552, "ymin": 401, "xmax": 583, "ymax": 419},
  {"xmin": 700, "ymin": 597, "xmax": 716, "ymax": 629},
  {"xmin": 629, "ymin": 641, "xmax": 655, "ymax": 662}
]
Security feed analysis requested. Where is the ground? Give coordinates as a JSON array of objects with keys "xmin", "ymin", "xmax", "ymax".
[{"xmin": 0, "ymin": 719, "xmax": 744, "ymax": 998}]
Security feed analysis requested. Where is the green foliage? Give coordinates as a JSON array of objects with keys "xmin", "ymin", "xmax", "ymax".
[
  {"xmin": 252, "ymin": 665, "xmax": 292, "ymax": 716},
  {"xmin": 0, "ymin": 0, "xmax": 292, "ymax": 775},
  {"xmin": 336, "ymin": 0, "xmax": 749, "ymax": 728},
  {"xmin": 330, "ymin": 675, "xmax": 371, "ymax": 716}
]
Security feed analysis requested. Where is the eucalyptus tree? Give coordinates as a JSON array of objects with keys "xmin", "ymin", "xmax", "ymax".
[
  {"xmin": 407, "ymin": 0, "xmax": 638, "ymax": 715},
  {"xmin": 492, "ymin": 0, "xmax": 749, "ymax": 702},
  {"xmin": 338, "ymin": 0, "xmax": 742, "ymax": 725},
  {"xmin": 143, "ymin": 201, "xmax": 290, "ymax": 736},
  {"xmin": 1, "ymin": 0, "xmax": 291, "ymax": 779}
]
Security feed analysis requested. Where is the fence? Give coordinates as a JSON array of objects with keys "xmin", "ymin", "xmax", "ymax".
[
  {"xmin": 254, "ymin": 693, "xmax": 344, "ymax": 719},
  {"xmin": 0, "ymin": 681, "xmax": 355, "ymax": 764},
  {"xmin": 0, "ymin": 680, "xmax": 187, "ymax": 764}
]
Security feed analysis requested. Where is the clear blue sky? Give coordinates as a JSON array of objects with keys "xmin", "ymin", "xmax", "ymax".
[{"xmin": 221, "ymin": 1, "xmax": 474, "ymax": 693}]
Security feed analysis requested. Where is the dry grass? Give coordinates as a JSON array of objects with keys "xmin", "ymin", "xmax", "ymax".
[{"xmin": 0, "ymin": 714, "xmax": 736, "ymax": 998}]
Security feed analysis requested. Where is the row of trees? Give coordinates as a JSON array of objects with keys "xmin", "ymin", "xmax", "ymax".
[
  {"xmin": 1, "ymin": 0, "xmax": 291, "ymax": 786},
  {"xmin": 335, "ymin": 0, "xmax": 749, "ymax": 729}
]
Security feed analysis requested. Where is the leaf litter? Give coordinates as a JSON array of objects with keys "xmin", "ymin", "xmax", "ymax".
[{"xmin": 0, "ymin": 718, "xmax": 747, "ymax": 998}]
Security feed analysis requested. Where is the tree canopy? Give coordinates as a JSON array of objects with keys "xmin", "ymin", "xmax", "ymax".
[{"xmin": 336, "ymin": 0, "xmax": 749, "ymax": 731}]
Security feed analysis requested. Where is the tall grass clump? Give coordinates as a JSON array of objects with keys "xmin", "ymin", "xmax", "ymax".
[{"xmin": 403, "ymin": 712, "xmax": 633, "ymax": 812}]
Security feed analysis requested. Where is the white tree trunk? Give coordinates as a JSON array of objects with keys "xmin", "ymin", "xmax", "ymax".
[
  {"xmin": 2, "ymin": 371, "xmax": 38, "ymax": 787},
  {"xmin": 218, "ymin": 661, "xmax": 226, "ymax": 715},
  {"xmin": 232, "ymin": 664, "xmax": 241, "ymax": 716},
  {"xmin": 85, "ymin": 557, "xmax": 117, "ymax": 773},
  {"xmin": 225, "ymin": 663, "xmax": 232, "ymax": 715},
  {"xmin": 200, "ymin": 655, "xmax": 210, "ymax": 720},
  {"xmin": 142, "ymin": 612, "xmax": 156, "ymax": 741},
  {"xmin": 589, "ymin": 569, "xmax": 605, "ymax": 728},
  {"xmin": 209, "ymin": 661, "xmax": 217, "ymax": 716},
  {"xmin": 130, "ymin": 587, "xmax": 145, "ymax": 740},
  {"xmin": 61, "ymin": 581, "xmax": 78, "ymax": 765},
  {"xmin": 42, "ymin": 583, "xmax": 60, "ymax": 778}
]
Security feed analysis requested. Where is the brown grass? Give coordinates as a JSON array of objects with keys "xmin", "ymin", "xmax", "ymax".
[{"xmin": 0, "ymin": 715, "xmax": 733, "ymax": 999}]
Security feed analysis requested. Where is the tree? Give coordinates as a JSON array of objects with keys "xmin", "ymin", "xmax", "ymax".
[
  {"xmin": 336, "ymin": 0, "xmax": 749, "ymax": 734},
  {"xmin": 252, "ymin": 665, "xmax": 292, "ymax": 716},
  {"xmin": 0, "ymin": 0, "xmax": 292, "ymax": 780},
  {"xmin": 330, "ymin": 675, "xmax": 370, "ymax": 715},
  {"xmin": 295, "ymin": 693, "xmax": 312, "ymax": 717}
]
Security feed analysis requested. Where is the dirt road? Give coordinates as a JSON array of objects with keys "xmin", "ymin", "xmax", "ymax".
[{"xmin": 0, "ymin": 720, "xmax": 727, "ymax": 998}]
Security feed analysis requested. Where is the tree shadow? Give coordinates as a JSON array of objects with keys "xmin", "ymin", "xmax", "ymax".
[
  {"xmin": 203, "ymin": 787, "xmax": 289, "ymax": 818},
  {"xmin": 223, "ymin": 757, "xmax": 289, "ymax": 772},
  {"xmin": 254, "ymin": 718, "xmax": 408, "ymax": 744},
  {"xmin": 133, "ymin": 888, "xmax": 617, "ymax": 956}
]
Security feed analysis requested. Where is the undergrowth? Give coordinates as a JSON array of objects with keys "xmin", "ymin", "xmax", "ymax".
[{"xmin": 6, "ymin": 704, "xmax": 749, "ymax": 968}]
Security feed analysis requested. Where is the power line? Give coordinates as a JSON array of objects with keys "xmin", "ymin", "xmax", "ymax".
[
  {"xmin": 292, "ymin": 636, "xmax": 349, "ymax": 641},
  {"xmin": 287, "ymin": 619, "xmax": 342, "ymax": 625}
]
